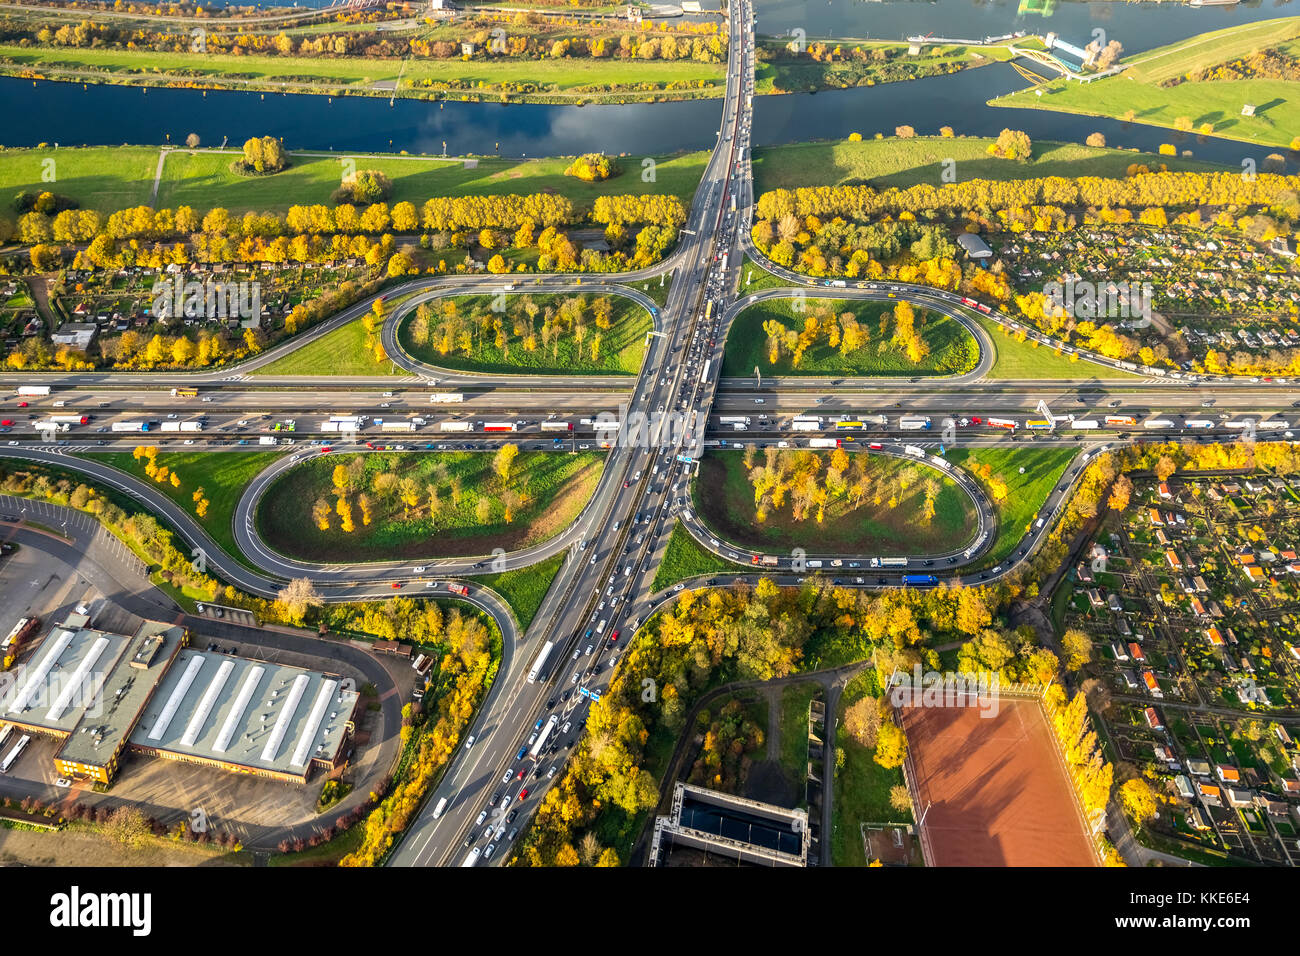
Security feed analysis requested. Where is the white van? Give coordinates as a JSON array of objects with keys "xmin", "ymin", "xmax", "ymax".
[
  {"xmin": 595, "ymin": 620, "xmax": 607, "ymax": 635},
  {"xmin": 432, "ymin": 797, "xmax": 449, "ymax": 819}
]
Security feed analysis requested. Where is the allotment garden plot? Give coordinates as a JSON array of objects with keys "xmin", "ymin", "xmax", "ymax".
[{"xmin": 1062, "ymin": 471, "xmax": 1300, "ymax": 865}]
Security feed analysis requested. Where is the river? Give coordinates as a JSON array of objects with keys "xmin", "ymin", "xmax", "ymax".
[{"xmin": 0, "ymin": 0, "xmax": 1292, "ymax": 169}]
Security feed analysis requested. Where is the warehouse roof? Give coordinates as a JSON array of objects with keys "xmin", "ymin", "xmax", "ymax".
[
  {"xmin": 1, "ymin": 620, "xmax": 186, "ymax": 769},
  {"xmin": 128, "ymin": 650, "xmax": 359, "ymax": 778}
]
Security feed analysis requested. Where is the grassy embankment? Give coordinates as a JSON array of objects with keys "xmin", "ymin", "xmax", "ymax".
[
  {"xmin": 692, "ymin": 450, "xmax": 978, "ymax": 558},
  {"xmin": 723, "ymin": 297, "xmax": 979, "ymax": 378},
  {"xmin": 991, "ymin": 18, "xmax": 1300, "ymax": 150},
  {"xmin": 751, "ymin": 135, "xmax": 1229, "ymax": 195},
  {"xmin": 0, "ymin": 44, "xmax": 725, "ymax": 104},
  {"xmin": 945, "ymin": 446, "xmax": 1078, "ymax": 569},
  {"xmin": 256, "ymin": 450, "xmax": 604, "ymax": 562},
  {"xmin": 77, "ymin": 450, "xmax": 281, "ymax": 569},
  {"xmin": 0, "ymin": 147, "xmax": 710, "ymax": 216}
]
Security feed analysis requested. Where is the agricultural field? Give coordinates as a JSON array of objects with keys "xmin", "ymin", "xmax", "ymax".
[
  {"xmin": 692, "ymin": 449, "xmax": 978, "ymax": 558},
  {"xmin": 255, "ymin": 449, "xmax": 604, "ymax": 561},
  {"xmin": 722, "ymin": 296, "xmax": 979, "ymax": 378}
]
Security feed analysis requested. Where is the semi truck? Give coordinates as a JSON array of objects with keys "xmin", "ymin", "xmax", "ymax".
[
  {"xmin": 32, "ymin": 421, "xmax": 70, "ymax": 432},
  {"xmin": 110, "ymin": 421, "xmax": 154, "ymax": 432},
  {"xmin": 903, "ymin": 445, "xmax": 925, "ymax": 457},
  {"xmin": 447, "ymin": 583, "xmax": 470, "ymax": 597},
  {"xmin": 530, "ymin": 714, "xmax": 559, "ymax": 757},
  {"xmin": 1104, "ymin": 415, "xmax": 1137, "ymax": 427},
  {"xmin": 483, "ymin": 422, "xmax": 516, "ymax": 432},
  {"xmin": 380, "ymin": 421, "xmax": 416, "ymax": 432},
  {"xmin": 986, "ymin": 418, "xmax": 1018, "ymax": 430},
  {"xmin": 791, "ymin": 418, "xmax": 822, "ymax": 431},
  {"xmin": 16, "ymin": 386, "xmax": 50, "ymax": 397},
  {"xmin": 718, "ymin": 416, "xmax": 751, "ymax": 425},
  {"xmin": 258, "ymin": 436, "xmax": 279, "ymax": 445},
  {"xmin": 898, "ymin": 417, "xmax": 933, "ymax": 431},
  {"xmin": 527, "ymin": 640, "xmax": 556, "ymax": 684},
  {"xmin": 439, "ymin": 421, "xmax": 472, "ymax": 432},
  {"xmin": 1143, "ymin": 419, "xmax": 1175, "ymax": 429},
  {"xmin": 540, "ymin": 421, "xmax": 573, "ymax": 432},
  {"xmin": 321, "ymin": 417, "xmax": 364, "ymax": 433},
  {"xmin": 751, "ymin": 554, "xmax": 779, "ymax": 566},
  {"xmin": 808, "ymin": 437, "xmax": 840, "ymax": 449},
  {"xmin": 159, "ymin": 421, "xmax": 204, "ymax": 433},
  {"xmin": 430, "ymin": 393, "xmax": 464, "ymax": 403},
  {"xmin": 901, "ymin": 574, "xmax": 939, "ymax": 586},
  {"xmin": 49, "ymin": 415, "xmax": 89, "ymax": 425},
  {"xmin": 1070, "ymin": 419, "xmax": 1100, "ymax": 429},
  {"xmin": 871, "ymin": 557, "xmax": 908, "ymax": 568}
]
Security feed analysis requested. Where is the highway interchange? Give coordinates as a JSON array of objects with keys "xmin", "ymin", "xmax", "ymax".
[{"xmin": 2, "ymin": 0, "xmax": 1299, "ymax": 868}]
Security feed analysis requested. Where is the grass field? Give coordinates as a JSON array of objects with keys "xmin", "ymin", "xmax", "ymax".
[
  {"xmin": 0, "ymin": 145, "xmax": 709, "ymax": 218},
  {"xmin": 1121, "ymin": 18, "xmax": 1300, "ymax": 85},
  {"xmin": 993, "ymin": 19, "xmax": 1300, "ymax": 149},
  {"xmin": 154, "ymin": 148, "xmax": 710, "ymax": 215},
  {"xmin": 972, "ymin": 314, "xmax": 1142, "ymax": 381},
  {"xmin": 78, "ymin": 450, "xmax": 282, "ymax": 567},
  {"xmin": 397, "ymin": 292, "xmax": 653, "ymax": 376},
  {"xmin": 650, "ymin": 520, "xmax": 743, "ymax": 592},
  {"xmin": 778, "ymin": 681, "xmax": 817, "ymax": 807},
  {"xmin": 476, "ymin": 552, "xmax": 564, "ymax": 631},
  {"xmin": 831, "ymin": 670, "xmax": 911, "ymax": 867},
  {"xmin": 0, "ymin": 44, "xmax": 725, "ymax": 103},
  {"xmin": 945, "ymin": 445, "xmax": 1077, "ymax": 568},
  {"xmin": 693, "ymin": 450, "xmax": 977, "ymax": 557},
  {"xmin": 737, "ymin": 255, "xmax": 791, "ymax": 293},
  {"xmin": 751, "ymin": 136, "xmax": 1227, "ymax": 195},
  {"xmin": 723, "ymin": 297, "xmax": 978, "ymax": 378},
  {"xmin": 256, "ymin": 449, "xmax": 604, "ymax": 562},
  {"xmin": 252, "ymin": 318, "xmax": 406, "ymax": 377},
  {"xmin": 0, "ymin": 146, "xmax": 159, "ymax": 213}
]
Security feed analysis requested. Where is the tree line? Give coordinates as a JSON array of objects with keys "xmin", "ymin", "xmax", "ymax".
[{"xmin": 755, "ymin": 171, "xmax": 1300, "ymax": 224}]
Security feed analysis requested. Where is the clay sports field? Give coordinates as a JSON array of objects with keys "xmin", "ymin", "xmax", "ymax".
[{"xmin": 899, "ymin": 698, "xmax": 1097, "ymax": 866}]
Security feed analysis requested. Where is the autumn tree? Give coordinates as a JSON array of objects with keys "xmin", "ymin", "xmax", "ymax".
[{"xmin": 276, "ymin": 577, "xmax": 322, "ymax": 627}]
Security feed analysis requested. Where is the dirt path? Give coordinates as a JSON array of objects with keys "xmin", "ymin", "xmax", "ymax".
[{"xmin": 0, "ymin": 826, "xmax": 245, "ymax": 867}]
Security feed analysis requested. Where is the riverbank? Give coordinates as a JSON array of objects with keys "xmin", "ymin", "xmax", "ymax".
[
  {"xmin": 0, "ymin": 145, "xmax": 711, "ymax": 216},
  {"xmin": 991, "ymin": 18, "xmax": 1300, "ymax": 150},
  {"xmin": 751, "ymin": 135, "xmax": 1228, "ymax": 194},
  {"xmin": 0, "ymin": 44, "xmax": 727, "ymax": 105},
  {"xmin": 756, "ymin": 38, "xmax": 1023, "ymax": 96}
]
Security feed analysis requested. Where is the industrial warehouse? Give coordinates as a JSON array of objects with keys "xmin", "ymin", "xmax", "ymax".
[{"xmin": 0, "ymin": 614, "xmax": 360, "ymax": 785}]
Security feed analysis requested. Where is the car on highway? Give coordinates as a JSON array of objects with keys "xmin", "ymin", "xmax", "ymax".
[
  {"xmin": 518, "ymin": 788, "xmax": 530, "ymax": 800},
  {"xmin": 390, "ymin": 582, "xmax": 403, "ymax": 589}
]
